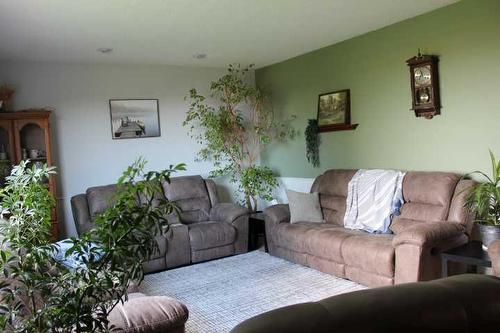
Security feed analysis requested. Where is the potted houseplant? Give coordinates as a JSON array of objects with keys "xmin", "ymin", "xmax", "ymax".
[
  {"xmin": 466, "ymin": 151, "xmax": 500, "ymax": 249},
  {"xmin": 0, "ymin": 85, "xmax": 14, "ymax": 112},
  {"xmin": 0, "ymin": 159, "xmax": 184, "ymax": 332},
  {"xmin": 184, "ymin": 64, "xmax": 296, "ymax": 211},
  {"xmin": 305, "ymin": 119, "xmax": 320, "ymax": 167}
]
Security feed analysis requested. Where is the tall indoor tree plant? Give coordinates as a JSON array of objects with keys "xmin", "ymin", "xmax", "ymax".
[
  {"xmin": 0, "ymin": 159, "xmax": 185, "ymax": 332},
  {"xmin": 184, "ymin": 64, "xmax": 295, "ymax": 211}
]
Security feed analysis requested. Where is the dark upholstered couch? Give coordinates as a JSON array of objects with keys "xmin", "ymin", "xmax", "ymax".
[
  {"xmin": 232, "ymin": 241, "xmax": 500, "ymax": 333},
  {"xmin": 265, "ymin": 169, "xmax": 474, "ymax": 286},
  {"xmin": 231, "ymin": 274, "xmax": 500, "ymax": 333},
  {"xmin": 71, "ymin": 175, "xmax": 249, "ymax": 273}
]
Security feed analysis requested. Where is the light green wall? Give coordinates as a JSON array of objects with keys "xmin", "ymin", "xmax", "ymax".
[{"xmin": 256, "ymin": 0, "xmax": 500, "ymax": 178}]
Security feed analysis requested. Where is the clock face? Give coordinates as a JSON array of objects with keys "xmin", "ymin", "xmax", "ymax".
[{"xmin": 414, "ymin": 65, "xmax": 432, "ymax": 86}]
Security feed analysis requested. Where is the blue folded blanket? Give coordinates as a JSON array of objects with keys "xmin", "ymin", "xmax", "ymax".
[{"xmin": 51, "ymin": 239, "xmax": 104, "ymax": 270}]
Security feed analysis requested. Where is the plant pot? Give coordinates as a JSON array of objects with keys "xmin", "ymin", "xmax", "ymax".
[{"xmin": 477, "ymin": 223, "xmax": 500, "ymax": 249}]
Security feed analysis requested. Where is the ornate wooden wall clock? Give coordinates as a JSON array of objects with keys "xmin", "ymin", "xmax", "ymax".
[{"xmin": 406, "ymin": 53, "xmax": 441, "ymax": 119}]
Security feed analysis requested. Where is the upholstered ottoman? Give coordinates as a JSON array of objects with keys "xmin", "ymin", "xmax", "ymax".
[{"xmin": 108, "ymin": 293, "xmax": 188, "ymax": 333}]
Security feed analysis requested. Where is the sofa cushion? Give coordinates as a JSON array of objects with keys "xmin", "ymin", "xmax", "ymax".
[
  {"xmin": 164, "ymin": 175, "xmax": 211, "ymax": 223},
  {"xmin": 389, "ymin": 217, "xmax": 427, "ymax": 234},
  {"xmin": 400, "ymin": 172, "xmax": 460, "ymax": 221},
  {"xmin": 317, "ymin": 194, "xmax": 348, "ymax": 227},
  {"xmin": 276, "ymin": 222, "xmax": 342, "ymax": 254},
  {"xmin": 310, "ymin": 170, "xmax": 357, "ymax": 225},
  {"xmin": 305, "ymin": 227, "xmax": 361, "ymax": 263},
  {"xmin": 107, "ymin": 293, "xmax": 188, "ymax": 333},
  {"xmin": 86, "ymin": 184, "xmax": 118, "ymax": 219},
  {"xmin": 287, "ymin": 190, "xmax": 324, "ymax": 223},
  {"xmin": 448, "ymin": 179, "xmax": 476, "ymax": 231},
  {"xmin": 342, "ymin": 234, "xmax": 395, "ymax": 277},
  {"xmin": 188, "ymin": 221, "xmax": 236, "ymax": 251},
  {"xmin": 191, "ymin": 244, "xmax": 234, "ymax": 263}
]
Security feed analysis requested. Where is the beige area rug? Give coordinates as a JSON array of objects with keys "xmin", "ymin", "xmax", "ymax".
[{"xmin": 139, "ymin": 250, "xmax": 366, "ymax": 333}]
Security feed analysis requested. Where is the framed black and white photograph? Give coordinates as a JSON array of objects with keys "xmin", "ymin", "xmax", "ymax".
[{"xmin": 109, "ymin": 99, "xmax": 160, "ymax": 139}]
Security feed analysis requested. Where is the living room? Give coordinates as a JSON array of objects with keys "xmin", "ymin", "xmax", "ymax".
[{"xmin": 1, "ymin": 0, "xmax": 500, "ymax": 332}]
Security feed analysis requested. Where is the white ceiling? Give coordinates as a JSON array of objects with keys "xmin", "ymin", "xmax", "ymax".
[{"xmin": 0, "ymin": 0, "xmax": 458, "ymax": 68}]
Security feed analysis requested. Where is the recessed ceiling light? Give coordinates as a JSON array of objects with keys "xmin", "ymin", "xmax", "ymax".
[
  {"xmin": 97, "ymin": 47, "xmax": 113, "ymax": 54},
  {"xmin": 193, "ymin": 53, "xmax": 207, "ymax": 59}
]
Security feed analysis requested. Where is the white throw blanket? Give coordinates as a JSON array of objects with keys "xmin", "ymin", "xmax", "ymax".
[{"xmin": 344, "ymin": 169, "xmax": 406, "ymax": 233}]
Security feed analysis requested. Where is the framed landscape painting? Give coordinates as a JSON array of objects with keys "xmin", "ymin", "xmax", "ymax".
[
  {"xmin": 109, "ymin": 99, "xmax": 160, "ymax": 139},
  {"xmin": 316, "ymin": 89, "xmax": 353, "ymax": 132}
]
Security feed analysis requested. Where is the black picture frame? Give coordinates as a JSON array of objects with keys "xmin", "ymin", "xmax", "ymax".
[{"xmin": 109, "ymin": 99, "xmax": 161, "ymax": 139}]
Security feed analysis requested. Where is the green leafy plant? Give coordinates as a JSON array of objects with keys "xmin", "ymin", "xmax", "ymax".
[
  {"xmin": 305, "ymin": 119, "xmax": 320, "ymax": 167},
  {"xmin": 184, "ymin": 64, "xmax": 296, "ymax": 211},
  {"xmin": 0, "ymin": 159, "xmax": 185, "ymax": 332},
  {"xmin": 240, "ymin": 166, "xmax": 278, "ymax": 210},
  {"xmin": 0, "ymin": 161, "xmax": 56, "ymax": 248},
  {"xmin": 465, "ymin": 150, "xmax": 500, "ymax": 226}
]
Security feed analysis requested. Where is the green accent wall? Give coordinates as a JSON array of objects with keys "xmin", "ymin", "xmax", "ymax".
[{"xmin": 256, "ymin": 0, "xmax": 500, "ymax": 178}]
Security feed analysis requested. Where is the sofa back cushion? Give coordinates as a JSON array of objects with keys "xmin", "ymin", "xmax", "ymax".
[
  {"xmin": 399, "ymin": 172, "xmax": 460, "ymax": 222},
  {"xmin": 448, "ymin": 179, "xmax": 476, "ymax": 234},
  {"xmin": 163, "ymin": 175, "xmax": 211, "ymax": 224},
  {"xmin": 310, "ymin": 169, "xmax": 357, "ymax": 225},
  {"xmin": 86, "ymin": 184, "xmax": 118, "ymax": 221},
  {"xmin": 389, "ymin": 217, "xmax": 426, "ymax": 234}
]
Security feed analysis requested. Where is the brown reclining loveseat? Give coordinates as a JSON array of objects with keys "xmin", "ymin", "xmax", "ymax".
[
  {"xmin": 71, "ymin": 175, "xmax": 249, "ymax": 273},
  {"xmin": 265, "ymin": 169, "xmax": 474, "ymax": 286}
]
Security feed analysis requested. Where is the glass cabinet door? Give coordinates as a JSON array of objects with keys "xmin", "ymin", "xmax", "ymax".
[
  {"xmin": 15, "ymin": 120, "xmax": 52, "ymax": 189},
  {"xmin": 0, "ymin": 120, "xmax": 15, "ymax": 186},
  {"xmin": 19, "ymin": 122, "xmax": 48, "ymax": 164}
]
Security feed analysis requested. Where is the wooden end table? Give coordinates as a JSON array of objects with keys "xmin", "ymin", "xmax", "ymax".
[
  {"xmin": 248, "ymin": 212, "xmax": 268, "ymax": 252},
  {"xmin": 441, "ymin": 241, "xmax": 491, "ymax": 278}
]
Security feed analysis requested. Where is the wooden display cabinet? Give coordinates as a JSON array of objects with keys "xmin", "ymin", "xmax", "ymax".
[{"xmin": 0, "ymin": 110, "xmax": 58, "ymax": 238}]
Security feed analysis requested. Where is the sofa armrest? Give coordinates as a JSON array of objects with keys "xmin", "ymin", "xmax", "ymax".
[
  {"xmin": 163, "ymin": 222, "xmax": 187, "ymax": 237},
  {"xmin": 488, "ymin": 240, "xmax": 500, "ymax": 277},
  {"xmin": 393, "ymin": 221, "xmax": 466, "ymax": 248},
  {"xmin": 210, "ymin": 203, "xmax": 248, "ymax": 224},
  {"xmin": 71, "ymin": 194, "xmax": 93, "ymax": 236},
  {"xmin": 265, "ymin": 204, "xmax": 290, "ymax": 226},
  {"xmin": 264, "ymin": 204, "xmax": 290, "ymax": 254},
  {"xmin": 164, "ymin": 223, "xmax": 190, "ymax": 269}
]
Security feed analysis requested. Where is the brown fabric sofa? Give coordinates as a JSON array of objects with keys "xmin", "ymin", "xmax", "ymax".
[
  {"xmin": 71, "ymin": 175, "xmax": 249, "ymax": 273},
  {"xmin": 265, "ymin": 169, "xmax": 474, "ymax": 286}
]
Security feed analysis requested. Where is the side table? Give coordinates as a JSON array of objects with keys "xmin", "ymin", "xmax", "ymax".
[
  {"xmin": 441, "ymin": 241, "xmax": 491, "ymax": 278},
  {"xmin": 248, "ymin": 212, "xmax": 268, "ymax": 252}
]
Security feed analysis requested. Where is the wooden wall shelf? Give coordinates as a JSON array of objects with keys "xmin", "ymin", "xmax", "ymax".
[{"xmin": 318, "ymin": 123, "xmax": 359, "ymax": 133}]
